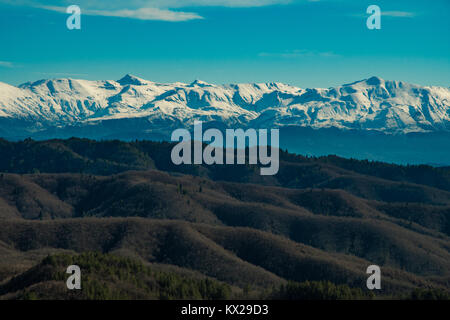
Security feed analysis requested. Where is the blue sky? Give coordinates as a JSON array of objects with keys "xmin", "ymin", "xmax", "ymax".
[{"xmin": 0, "ymin": 0, "xmax": 449, "ymax": 87}]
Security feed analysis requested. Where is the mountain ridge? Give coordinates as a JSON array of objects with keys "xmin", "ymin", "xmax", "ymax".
[{"xmin": 0, "ymin": 75, "xmax": 449, "ymax": 138}]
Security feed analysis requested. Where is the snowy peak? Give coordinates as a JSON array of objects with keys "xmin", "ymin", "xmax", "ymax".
[
  {"xmin": 345, "ymin": 76, "xmax": 385, "ymax": 87},
  {"xmin": 364, "ymin": 76, "xmax": 384, "ymax": 86},
  {"xmin": 189, "ymin": 79, "xmax": 213, "ymax": 87},
  {"xmin": 117, "ymin": 74, "xmax": 149, "ymax": 86}
]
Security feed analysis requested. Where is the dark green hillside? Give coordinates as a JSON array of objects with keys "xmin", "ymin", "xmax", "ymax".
[
  {"xmin": 0, "ymin": 252, "xmax": 232, "ymax": 300},
  {"xmin": 0, "ymin": 252, "xmax": 398, "ymax": 300}
]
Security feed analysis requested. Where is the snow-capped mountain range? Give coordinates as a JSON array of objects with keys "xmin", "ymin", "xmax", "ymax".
[{"xmin": 0, "ymin": 75, "xmax": 449, "ymax": 139}]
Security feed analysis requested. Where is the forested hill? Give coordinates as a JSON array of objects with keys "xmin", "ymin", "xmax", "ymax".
[
  {"xmin": 0, "ymin": 138, "xmax": 449, "ymax": 299},
  {"xmin": 1, "ymin": 137, "xmax": 449, "ymax": 192}
]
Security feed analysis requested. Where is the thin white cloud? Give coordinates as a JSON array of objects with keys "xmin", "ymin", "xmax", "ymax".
[
  {"xmin": 0, "ymin": 61, "xmax": 13, "ymax": 68},
  {"xmin": 351, "ymin": 10, "xmax": 416, "ymax": 19},
  {"xmin": 382, "ymin": 11, "xmax": 416, "ymax": 18},
  {"xmin": 41, "ymin": 5, "xmax": 203, "ymax": 22},
  {"xmin": 0, "ymin": 0, "xmax": 297, "ymax": 22},
  {"xmin": 146, "ymin": 0, "xmax": 293, "ymax": 8},
  {"xmin": 259, "ymin": 49, "xmax": 339, "ymax": 58},
  {"xmin": 33, "ymin": 72, "xmax": 89, "ymax": 77}
]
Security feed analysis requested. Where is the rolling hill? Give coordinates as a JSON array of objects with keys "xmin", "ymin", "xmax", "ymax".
[{"xmin": 0, "ymin": 138, "xmax": 449, "ymax": 299}]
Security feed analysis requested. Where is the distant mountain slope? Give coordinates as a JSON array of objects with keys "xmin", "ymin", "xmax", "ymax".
[
  {"xmin": 1, "ymin": 138, "xmax": 449, "ymax": 192},
  {"xmin": 0, "ymin": 75, "xmax": 449, "ymax": 139}
]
